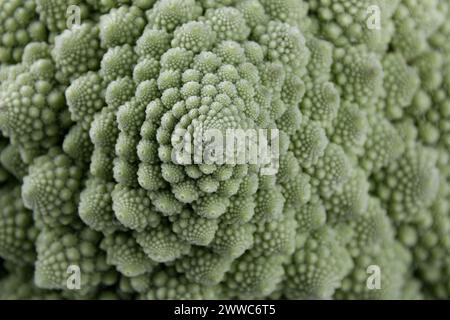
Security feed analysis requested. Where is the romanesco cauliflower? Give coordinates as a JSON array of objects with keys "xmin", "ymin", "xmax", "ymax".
[{"xmin": 0, "ymin": 0, "xmax": 449, "ymax": 300}]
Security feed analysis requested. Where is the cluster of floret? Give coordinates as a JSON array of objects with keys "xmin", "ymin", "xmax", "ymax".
[{"xmin": 0, "ymin": 0, "xmax": 449, "ymax": 300}]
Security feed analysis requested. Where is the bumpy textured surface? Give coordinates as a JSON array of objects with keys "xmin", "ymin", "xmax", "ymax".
[{"xmin": 0, "ymin": 0, "xmax": 449, "ymax": 300}]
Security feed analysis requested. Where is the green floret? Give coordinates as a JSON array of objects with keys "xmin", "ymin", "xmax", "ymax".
[
  {"xmin": 335, "ymin": 240, "xmax": 411, "ymax": 300},
  {"xmin": 99, "ymin": 5, "xmax": 146, "ymax": 48},
  {"xmin": 291, "ymin": 120, "xmax": 329, "ymax": 169},
  {"xmin": 64, "ymin": 72, "xmax": 105, "ymax": 161},
  {"xmin": 280, "ymin": 172, "xmax": 311, "ymax": 208},
  {"xmin": 170, "ymin": 208, "xmax": 218, "ymax": 246},
  {"xmin": 325, "ymin": 169, "xmax": 369, "ymax": 223},
  {"xmin": 391, "ymin": 0, "xmax": 444, "ymax": 61},
  {"xmin": 100, "ymin": 232, "xmax": 155, "ymax": 277},
  {"xmin": 236, "ymin": 0, "xmax": 268, "ymax": 29},
  {"xmin": 175, "ymin": 247, "xmax": 231, "ymax": 286},
  {"xmin": 146, "ymin": 0, "xmax": 202, "ymax": 32},
  {"xmin": 0, "ymin": 144, "xmax": 28, "ymax": 180},
  {"xmin": 307, "ymin": 143, "xmax": 352, "ymax": 197},
  {"xmin": 133, "ymin": 57, "xmax": 160, "ymax": 84},
  {"xmin": 276, "ymin": 103, "xmax": 302, "ymax": 135},
  {"xmin": 89, "ymin": 106, "xmax": 120, "ymax": 180},
  {"xmin": 92, "ymin": 0, "xmax": 156, "ymax": 12},
  {"xmin": 79, "ymin": 178, "xmax": 119, "ymax": 235},
  {"xmin": 276, "ymin": 151, "xmax": 299, "ymax": 184},
  {"xmin": 135, "ymin": 222, "xmax": 191, "ymax": 262},
  {"xmin": 52, "ymin": 23, "xmax": 104, "ymax": 84},
  {"xmin": 135, "ymin": 28, "xmax": 171, "ymax": 58},
  {"xmin": 374, "ymin": 145, "xmax": 440, "ymax": 223},
  {"xmin": 35, "ymin": 226, "xmax": 110, "ymax": 292},
  {"xmin": 253, "ymin": 209, "xmax": 296, "ymax": 256},
  {"xmin": 210, "ymin": 221, "xmax": 254, "ymax": 258},
  {"xmin": 295, "ymin": 199, "xmax": 326, "ymax": 237},
  {"xmin": 0, "ymin": 264, "xmax": 59, "ymax": 299},
  {"xmin": 305, "ymin": 37, "xmax": 333, "ymax": 81},
  {"xmin": 308, "ymin": 0, "xmax": 399, "ymax": 53},
  {"xmin": 301, "ymin": 81, "xmax": 340, "ymax": 128},
  {"xmin": 254, "ymin": 183, "xmax": 285, "ymax": 220},
  {"xmin": 0, "ymin": 185, "xmax": 37, "ymax": 264},
  {"xmin": 22, "ymin": 148, "xmax": 84, "ymax": 227},
  {"xmin": 112, "ymin": 184, "xmax": 160, "ymax": 231},
  {"xmin": 105, "ymin": 77, "xmax": 136, "ymax": 108},
  {"xmin": 204, "ymin": 7, "xmax": 250, "ymax": 42},
  {"xmin": 257, "ymin": 20, "xmax": 309, "ymax": 72},
  {"xmin": 150, "ymin": 189, "xmax": 184, "ymax": 216},
  {"xmin": 281, "ymin": 74, "xmax": 305, "ymax": 106},
  {"xmin": 339, "ymin": 198, "xmax": 393, "ymax": 257},
  {"xmin": 65, "ymin": 71, "xmax": 106, "ymax": 128},
  {"xmin": 100, "ymin": 45, "xmax": 137, "ymax": 83},
  {"xmin": 259, "ymin": 0, "xmax": 307, "ymax": 26},
  {"xmin": 410, "ymin": 179, "xmax": 450, "ymax": 299},
  {"xmin": 63, "ymin": 123, "xmax": 94, "ymax": 162},
  {"xmin": 138, "ymin": 163, "xmax": 166, "ymax": 191},
  {"xmin": 172, "ymin": 21, "xmax": 216, "ymax": 53},
  {"xmin": 143, "ymin": 267, "xmax": 216, "ymax": 299},
  {"xmin": 381, "ymin": 53, "xmax": 420, "ymax": 119},
  {"xmin": 0, "ymin": 0, "xmax": 47, "ymax": 63},
  {"xmin": 224, "ymin": 252, "xmax": 285, "ymax": 298},
  {"xmin": 360, "ymin": 113, "xmax": 405, "ymax": 173},
  {"xmin": 221, "ymin": 193, "xmax": 255, "ymax": 225},
  {"xmin": 0, "ymin": 46, "xmax": 68, "ymax": 164},
  {"xmin": 332, "ymin": 46, "xmax": 383, "ymax": 106},
  {"xmin": 114, "ymin": 82, "xmax": 159, "ymax": 185},
  {"xmin": 191, "ymin": 193, "xmax": 229, "ymax": 219},
  {"xmin": 284, "ymin": 226, "xmax": 353, "ymax": 299},
  {"xmin": 330, "ymin": 102, "xmax": 368, "ymax": 156},
  {"xmin": 36, "ymin": 0, "xmax": 90, "ymax": 33},
  {"xmin": 412, "ymin": 50, "xmax": 443, "ymax": 92}
]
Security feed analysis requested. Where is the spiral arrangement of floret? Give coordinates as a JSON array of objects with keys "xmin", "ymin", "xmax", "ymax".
[{"xmin": 0, "ymin": 0, "xmax": 449, "ymax": 301}]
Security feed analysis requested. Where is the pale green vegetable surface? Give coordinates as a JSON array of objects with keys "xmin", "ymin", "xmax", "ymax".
[{"xmin": 0, "ymin": 0, "xmax": 449, "ymax": 300}]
